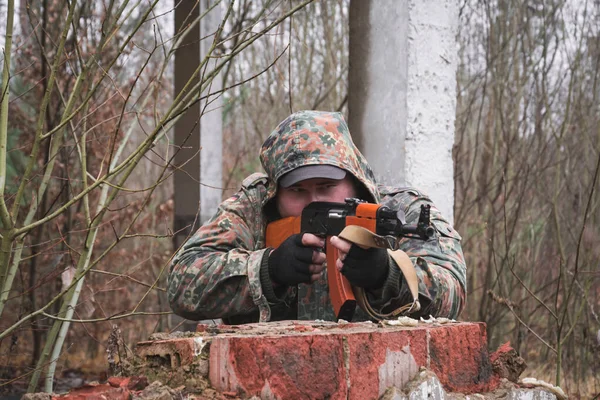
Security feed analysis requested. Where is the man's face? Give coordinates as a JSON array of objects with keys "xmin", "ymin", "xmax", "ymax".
[{"xmin": 276, "ymin": 176, "xmax": 357, "ymax": 218}]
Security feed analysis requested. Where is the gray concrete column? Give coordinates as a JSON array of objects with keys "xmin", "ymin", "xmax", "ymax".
[
  {"xmin": 172, "ymin": 0, "xmax": 224, "ymax": 329},
  {"xmin": 349, "ymin": 0, "xmax": 458, "ymax": 223},
  {"xmin": 173, "ymin": 0, "xmax": 201, "ymax": 249},
  {"xmin": 199, "ymin": 0, "xmax": 223, "ymax": 225},
  {"xmin": 173, "ymin": 0, "xmax": 223, "ymax": 250}
]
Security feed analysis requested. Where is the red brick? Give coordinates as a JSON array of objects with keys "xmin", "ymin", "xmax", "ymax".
[
  {"xmin": 107, "ymin": 377, "xmax": 129, "ymax": 388},
  {"xmin": 346, "ymin": 328, "xmax": 428, "ymax": 399},
  {"xmin": 52, "ymin": 383, "xmax": 130, "ymax": 400},
  {"xmin": 489, "ymin": 341, "xmax": 515, "ymax": 363},
  {"xmin": 428, "ymin": 322, "xmax": 499, "ymax": 393},
  {"xmin": 210, "ymin": 333, "xmax": 347, "ymax": 399},
  {"xmin": 489, "ymin": 341, "xmax": 526, "ymax": 382}
]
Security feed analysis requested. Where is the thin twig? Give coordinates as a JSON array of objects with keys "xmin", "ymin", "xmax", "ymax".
[{"xmin": 41, "ymin": 310, "xmax": 172, "ymax": 324}]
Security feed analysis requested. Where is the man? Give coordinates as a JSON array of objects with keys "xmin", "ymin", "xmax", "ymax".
[{"xmin": 168, "ymin": 110, "xmax": 466, "ymax": 324}]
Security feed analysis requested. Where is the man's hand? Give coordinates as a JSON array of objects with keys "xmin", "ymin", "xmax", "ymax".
[
  {"xmin": 330, "ymin": 236, "xmax": 389, "ymax": 290},
  {"xmin": 268, "ymin": 233, "xmax": 326, "ymax": 286}
]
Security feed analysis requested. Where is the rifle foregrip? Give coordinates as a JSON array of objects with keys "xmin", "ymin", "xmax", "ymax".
[{"xmin": 326, "ymin": 238, "xmax": 356, "ymax": 321}]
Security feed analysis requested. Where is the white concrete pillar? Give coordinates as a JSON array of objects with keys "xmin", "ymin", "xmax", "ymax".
[
  {"xmin": 349, "ymin": 0, "xmax": 458, "ymax": 223},
  {"xmin": 199, "ymin": 0, "xmax": 223, "ymax": 224}
]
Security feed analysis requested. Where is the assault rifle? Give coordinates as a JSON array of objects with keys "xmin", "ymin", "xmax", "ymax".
[{"xmin": 266, "ymin": 198, "xmax": 434, "ymax": 321}]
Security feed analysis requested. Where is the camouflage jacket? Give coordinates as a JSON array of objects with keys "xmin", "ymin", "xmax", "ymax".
[{"xmin": 168, "ymin": 111, "xmax": 466, "ymax": 323}]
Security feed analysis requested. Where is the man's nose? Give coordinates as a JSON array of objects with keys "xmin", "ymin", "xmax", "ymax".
[{"xmin": 309, "ymin": 191, "xmax": 322, "ymax": 203}]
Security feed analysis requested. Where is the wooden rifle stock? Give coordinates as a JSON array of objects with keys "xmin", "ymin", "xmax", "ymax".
[{"xmin": 325, "ymin": 237, "xmax": 356, "ymax": 320}]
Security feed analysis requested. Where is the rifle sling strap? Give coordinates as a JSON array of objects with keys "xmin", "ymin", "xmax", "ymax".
[{"xmin": 338, "ymin": 225, "xmax": 421, "ymax": 320}]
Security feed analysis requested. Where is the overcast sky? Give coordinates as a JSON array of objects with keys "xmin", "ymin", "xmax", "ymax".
[{"xmin": 0, "ymin": 0, "xmax": 7, "ymax": 57}]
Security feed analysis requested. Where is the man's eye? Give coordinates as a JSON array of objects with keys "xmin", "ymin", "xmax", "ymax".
[{"xmin": 320, "ymin": 184, "xmax": 337, "ymax": 190}]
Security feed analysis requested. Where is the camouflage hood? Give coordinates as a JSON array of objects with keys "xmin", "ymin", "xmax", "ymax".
[{"xmin": 260, "ymin": 110, "xmax": 380, "ymax": 203}]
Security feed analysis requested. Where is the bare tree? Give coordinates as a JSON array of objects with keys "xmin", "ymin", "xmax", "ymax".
[
  {"xmin": 455, "ymin": 0, "xmax": 600, "ymax": 393},
  {"xmin": 220, "ymin": 0, "xmax": 349, "ymax": 197},
  {"xmin": 0, "ymin": 0, "xmax": 314, "ymax": 393}
]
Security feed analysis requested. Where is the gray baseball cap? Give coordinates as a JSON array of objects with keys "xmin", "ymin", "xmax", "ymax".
[{"xmin": 279, "ymin": 165, "xmax": 347, "ymax": 188}]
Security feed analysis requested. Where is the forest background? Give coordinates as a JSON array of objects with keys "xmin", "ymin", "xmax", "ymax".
[{"xmin": 0, "ymin": 0, "xmax": 598, "ymax": 398}]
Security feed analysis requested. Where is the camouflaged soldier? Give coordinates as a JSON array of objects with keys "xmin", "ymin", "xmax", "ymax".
[{"xmin": 168, "ymin": 110, "xmax": 466, "ymax": 324}]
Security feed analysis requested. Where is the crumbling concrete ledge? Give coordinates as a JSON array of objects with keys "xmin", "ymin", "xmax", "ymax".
[{"xmin": 135, "ymin": 320, "xmax": 498, "ymax": 399}]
